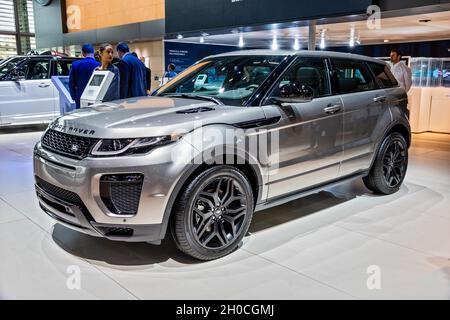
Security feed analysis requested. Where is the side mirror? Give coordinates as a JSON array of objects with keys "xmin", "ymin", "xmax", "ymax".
[
  {"xmin": 279, "ymin": 83, "xmax": 296, "ymax": 98},
  {"xmin": 273, "ymin": 83, "xmax": 314, "ymax": 103}
]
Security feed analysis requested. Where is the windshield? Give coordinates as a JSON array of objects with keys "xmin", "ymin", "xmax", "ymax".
[
  {"xmin": 0, "ymin": 57, "xmax": 25, "ymax": 79},
  {"xmin": 156, "ymin": 55, "xmax": 287, "ymax": 106}
]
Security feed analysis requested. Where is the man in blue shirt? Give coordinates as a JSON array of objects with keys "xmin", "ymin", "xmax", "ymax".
[
  {"xmin": 116, "ymin": 43, "xmax": 147, "ymax": 99},
  {"xmin": 165, "ymin": 63, "xmax": 178, "ymax": 79},
  {"xmin": 69, "ymin": 44, "xmax": 100, "ymax": 108}
]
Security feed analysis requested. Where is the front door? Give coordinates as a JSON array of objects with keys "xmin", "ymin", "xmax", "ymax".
[
  {"xmin": 0, "ymin": 58, "xmax": 56, "ymax": 125},
  {"xmin": 262, "ymin": 57, "xmax": 344, "ymax": 199}
]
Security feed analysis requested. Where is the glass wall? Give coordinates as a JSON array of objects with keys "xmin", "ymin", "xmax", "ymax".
[
  {"xmin": 0, "ymin": 0, "xmax": 36, "ymax": 59},
  {"xmin": 411, "ymin": 58, "xmax": 450, "ymax": 88}
]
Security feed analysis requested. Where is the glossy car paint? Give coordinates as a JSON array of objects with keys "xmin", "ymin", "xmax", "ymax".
[{"xmin": 33, "ymin": 50, "xmax": 410, "ymax": 242}]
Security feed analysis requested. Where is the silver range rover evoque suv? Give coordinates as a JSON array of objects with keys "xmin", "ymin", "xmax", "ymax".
[{"xmin": 34, "ymin": 50, "xmax": 411, "ymax": 260}]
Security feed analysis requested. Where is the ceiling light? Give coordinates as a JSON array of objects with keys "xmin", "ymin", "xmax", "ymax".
[
  {"xmin": 384, "ymin": 39, "xmax": 390, "ymax": 43},
  {"xmin": 293, "ymin": 38, "xmax": 300, "ymax": 51},
  {"xmin": 319, "ymin": 30, "xmax": 326, "ymax": 50},
  {"xmin": 271, "ymin": 35, "xmax": 279, "ymax": 51},
  {"xmin": 238, "ymin": 34, "xmax": 245, "ymax": 48},
  {"xmin": 200, "ymin": 36, "xmax": 205, "ymax": 43},
  {"xmin": 177, "ymin": 34, "xmax": 183, "ymax": 40},
  {"xmin": 349, "ymin": 28, "xmax": 356, "ymax": 47}
]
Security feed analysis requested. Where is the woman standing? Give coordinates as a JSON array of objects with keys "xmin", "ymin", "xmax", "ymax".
[{"xmin": 97, "ymin": 43, "xmax": 120, "ymax": 102}]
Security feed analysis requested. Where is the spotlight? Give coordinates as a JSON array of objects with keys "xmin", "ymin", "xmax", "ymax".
[
  {"xmin": 349, "ymin": 28, "xmax": 356, "ymax": 47},
  {"xmin": 271, "ymin": 35, "xmax": 279, "ymax": 51},
  {"xmin": 293, "ymin": 38, "xmax": 300, "ymax": 51},
  {"xmin": 239, "ymin": 34, "xmax": 245, "ymax": 48},
  {"xmin": 319, "ymin": 30, "xmax": 326, "ymax": 49}
]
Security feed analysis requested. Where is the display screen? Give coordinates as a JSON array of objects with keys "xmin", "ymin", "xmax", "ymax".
[{"xmin": 90, "ymin": 74, "xmax": 105, "ymax": 87}]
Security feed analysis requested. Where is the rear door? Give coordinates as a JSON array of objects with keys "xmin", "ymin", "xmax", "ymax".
[
  {"xmin": 0, "ymin": 57, "xmax": 56, "ymax": 125},
  {"xmin": 332, "ymin": 58, "xmax": 392, "ymax": 176},
  {"xmin": 262, "ymin": 56, "xmax": 344, "ymax": 199},
  {"xmin": 367, "ymin": 61, "xmax": 408, "ymax": 116}
]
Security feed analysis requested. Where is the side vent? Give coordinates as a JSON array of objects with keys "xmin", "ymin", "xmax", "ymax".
[{"xmin": 176, "ymin": 107, "xmax": 215, "ymax": 114}]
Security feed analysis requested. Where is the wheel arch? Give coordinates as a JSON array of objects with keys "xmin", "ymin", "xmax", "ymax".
[
  {"xmin": 158, "ymin": 156, "xmax": 264, "ymax": 240},
  {"xmin": 367, "ymin": 120, "xmax": 411, "ymax": 173},
  {"xmin": 386, "ymin": 122, "xmax": 411, "ymax": 147}
]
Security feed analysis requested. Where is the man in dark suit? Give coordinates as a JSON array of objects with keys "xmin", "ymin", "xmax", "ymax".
[
  {"xmin": 140, "ymin": 56, "xmax": 152, "ymax": 92},
  {"xmin": 116, "ymin": 43, "xmax": 147, "ymax": 99},
  {"xmin": 69, "ymin": 44, "xmax": 100, "ymax": 108}
]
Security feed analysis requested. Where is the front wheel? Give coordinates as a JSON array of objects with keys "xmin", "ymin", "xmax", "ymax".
[
  {"xmin": 363, "ymin": 132, "xmax": 409, "ymax": 195},
  {"xmin": 171, "ymin": 166, "xmax": 254, "ymax": 261}
]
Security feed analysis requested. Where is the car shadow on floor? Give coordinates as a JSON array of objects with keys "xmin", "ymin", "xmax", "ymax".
[
  {"xmin": 51, "ymin": 182, "xmax": 369, "ymax": 267},
  {"xmin": 249, "ymin": 190, "xmax": 355, "ymax": 234},
  {"xmin": 51, "ymin": 224, "xmax": 195, "ymax": 266},
  {"xmin": 51, "ymin": 178, "xmax": 421, "ymax": 267}
]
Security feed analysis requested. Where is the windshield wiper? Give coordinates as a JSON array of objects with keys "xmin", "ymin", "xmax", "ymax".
[{"xmin": 163, "ymin": 94, "xmax": 223, "ymax": 105}]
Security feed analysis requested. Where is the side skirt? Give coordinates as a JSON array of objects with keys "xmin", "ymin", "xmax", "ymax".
[{"xmin": 255, "ymin": 170, "xmax": 369, "ymax": 212}]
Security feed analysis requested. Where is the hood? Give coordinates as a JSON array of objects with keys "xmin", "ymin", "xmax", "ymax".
[{"xmin": 48, "ymin": 96, "xmax": 266, "ymax": 139}]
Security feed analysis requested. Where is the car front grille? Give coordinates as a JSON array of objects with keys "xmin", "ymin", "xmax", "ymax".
[
  {"xmin": 41, "ymin": 129, "xmax": 99, "ymax": 159},
  {"xmin": 100, "ymin": 174, "xmax": 144, "ymax": 216}
]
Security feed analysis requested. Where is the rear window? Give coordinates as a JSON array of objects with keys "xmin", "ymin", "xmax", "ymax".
[
  {"xmin": 368, "ymin": 62, "xmax": 398, "ymax": 88},
  {"xmin": 333, "ymin": 59, "xmax": 376, "ymax": 94}
]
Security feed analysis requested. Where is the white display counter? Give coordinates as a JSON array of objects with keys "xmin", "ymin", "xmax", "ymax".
[{"xmin": 408, "ymin": 87, "xmax": 450, "ymax": 134}]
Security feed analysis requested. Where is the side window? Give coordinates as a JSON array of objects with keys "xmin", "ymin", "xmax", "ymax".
[
  {"xmin": 16, "ymin": 59, "xmax": 51, "ymax": 80},
  {"xmin": 368, "ymin": 62, "xmax": 398, "ymax": 88},
  {"xmin": 0, "ymin": 57, "xmax": 24, "ymax": 79},
  {"xmin": 56, "ymin": 60, "xmax": 74, "ymax": 76},
  {"xmin": 270, "ymin": 57, "xmax": 330, "ymax": 101},
  {"xmin": 333, "ymin": 59, "xmax": 376, "ymax": 94}
]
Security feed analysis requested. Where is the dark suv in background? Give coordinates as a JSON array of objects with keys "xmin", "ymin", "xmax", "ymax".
[{"xmin": 34, "ymin": 50, "xmax": 410, "ymax": 260}]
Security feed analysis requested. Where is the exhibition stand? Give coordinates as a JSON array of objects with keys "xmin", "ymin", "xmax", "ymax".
[
  {"xmin": 408, "ymin": 58, "xmax": 450, "ymax": 133},
  {"xmin": 51, "ymin": 76, "xmax": 76, "ymax": 115}
]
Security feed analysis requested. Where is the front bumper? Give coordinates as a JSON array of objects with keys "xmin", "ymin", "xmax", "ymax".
[{"xmin": 33, "ymin": 139, "xmax": 193, "ymax": 242}]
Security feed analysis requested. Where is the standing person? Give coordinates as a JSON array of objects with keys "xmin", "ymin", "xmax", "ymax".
[
  {"xmin": 165, "ymin": 63, "xmax": 177, "ymax": 79},
  {"xmin": 116, "ymin": 42, "xmax": 147, "ymax": 99},
  {"xmin": 390, "ymin": 49, "xmax": 412, "ymax": 93},
  {"xmin": 161, "ymin": 63, "xmax": 178, "ymax": 86},
  {"xmin": 140, "ymin": 56, "xmax": 152, "ymax": 92},
  {"xmin": 69, "ymin": 44, "xmax": 100, "ymax": 108},
  {"xmin": 96, "ymin": 43, "xmax": 120, "ymax": 102}
]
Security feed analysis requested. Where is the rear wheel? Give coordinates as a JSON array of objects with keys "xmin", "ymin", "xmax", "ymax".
[
  {"xmin": 363, "ymin": 132, "xmax": 408, "ymax": 195},
  {"xmin": 171, "ymin": 166, "xmax": 254, "ymax": 261}
]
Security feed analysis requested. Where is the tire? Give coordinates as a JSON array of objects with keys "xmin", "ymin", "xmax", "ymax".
[
  {"xmin": 171, "ymin": 166, "xmax": 254, "ymax": 261},
  {"xmin": 363, "ymin": 132, "xmax": 408, "ymax": 195}
]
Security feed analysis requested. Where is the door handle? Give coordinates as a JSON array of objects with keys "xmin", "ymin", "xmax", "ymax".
[
  {"xmin": 324, "ymin": 104, "xmax": 342, "ymax": 115},
  {"xmin": 38, "ymin": 83, "xmax": 50, "ymax": 88},
  {"xmin": 373, "ymin": 96, "xmax": 387, "ymax": 103}
]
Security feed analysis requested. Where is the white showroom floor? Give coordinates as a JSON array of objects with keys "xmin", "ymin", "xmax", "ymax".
[{"xmin": 0, "ymin": 128, "xmax": 449, "ymax": 300}]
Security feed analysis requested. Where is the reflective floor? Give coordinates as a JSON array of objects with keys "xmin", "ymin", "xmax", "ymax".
[{"xmin": 0, "ymin": 129, "xmax": 449, "ymax": 299}]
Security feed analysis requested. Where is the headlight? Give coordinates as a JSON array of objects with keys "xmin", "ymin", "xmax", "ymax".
[{"xmin": 91, "ymin": 135, "xmax": 175, "ymax": 156}]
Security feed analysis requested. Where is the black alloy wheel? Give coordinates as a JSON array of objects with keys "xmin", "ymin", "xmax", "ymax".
[
  {"xmin": 363, "ymin": 132, "xmax": 409, "ymax": 195},
  {"xmin": 171, "ymin": 166, "xmax": 254, "ymax": 261},
  {"xmin": 382, "ymin": 139, "xmax": 407, "ymax": 188},
  {"xmin": 192, "ymin": 176, "xmax": 248, "ymax": 249}
]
